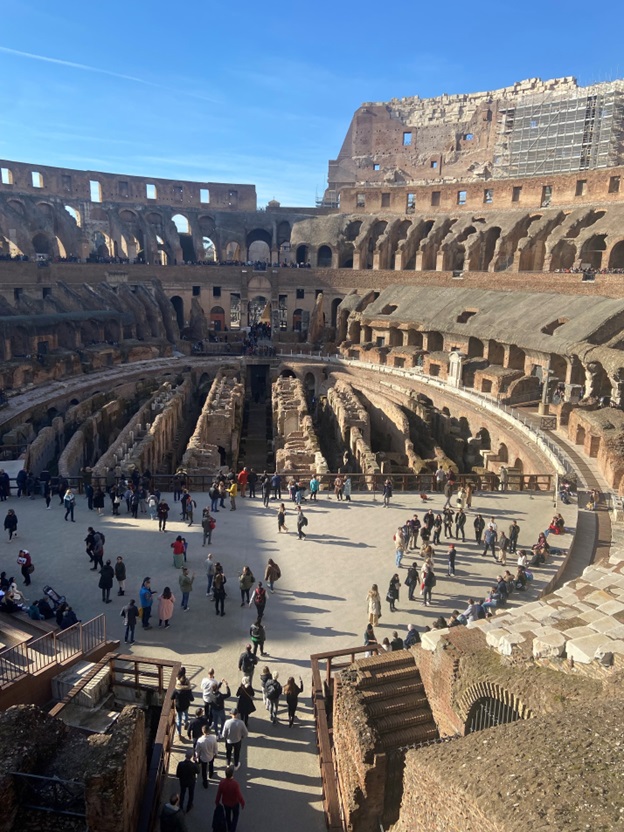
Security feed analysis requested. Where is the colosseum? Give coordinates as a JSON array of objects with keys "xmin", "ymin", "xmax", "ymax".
[{"xmin": 0, "ymin": 75, "xmax": 622, "ymax": 832}]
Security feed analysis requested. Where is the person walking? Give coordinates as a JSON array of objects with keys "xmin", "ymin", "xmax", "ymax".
[
  {"xmin": 207, "ymin": 678, "xmax": 231, "ymax": 738},
  {"xmin": 120, "ymin": 599, "xmax": 139, "ymax": 644},
  {"xmin": 447, "ymin": 543, "xmax": 457, "ymax": 577},
  {"xmin": 63, "ymin": 488, "xmax": 76, "ymax": 522},
  {"xmin": 215, "ymin": 766, "xmax": 245, "ymax": 831},
  {"xmin": 17, "ymin": 549, "xmax": 32, "ymax": 586},
  {"xmin": 99, "ymin": 559, "xmax": 115, "ymax": 603},
  {"xmin": 465, "ymin": 480, "xmax": 474, "ymax": 509},
  {"xmin": 205, "ymin": 553, "xmax": 216, "ymax": 597},
  {"xmin": 261, "ymin": 475, "xmax": 272, "ymax": 508},
  {"xmin": 296, "ymin": 505, "xmax": 308, "ymax": 539},
  {"xmin": 171, "ymin": 536, "xmax": 186, "ymax": 569},
  {"xmin": 250, "ymin": 582, "xmax": 267, "ymax": 621},
  {"xmin": 176, "ymin": 749, "xmax": 199, "ymax": 813},
  {"xmin": 213, "ymin": 567, "xmax": 227, "ymax": 616},
  {"xmin": 4, "ymin": 508, "xmax": 18, "ymax": 541},
  {"xmin": 158, "ymin": 586, "xmax": 175, "ymax": 627},
  {"xmin": 343, "ymin": 476, "xmax": 352, "ymax": 502},
  {"xmin": 222, "ymin": 709, "xmax": 249, "ymax": 770},
  {"xmin": 238, "ymin": 566, "xmax": 255, "ymax": 606},
  {"xmin": 277, "ymin": 502, "xmax": 288, "ymax": 533},
  {"xmin": 238, "ymin": 644, "xmax": 258, "ymax": 682},
  {"xmin": 179, "ymin": 567, "xmax": 194, "ymax": 611},
  {"xmin": 227, "ymin": 481, "xmax": 237, "ymax": 511},
  {"xmin": 160, "ymin": 793, "xmax": 188, "ymax": 832},
  {"xmin": 265, "ymin": 672, "xmax": 282, "ymax": 723},
  {"xmin": 421, "ymin": 562, "xmax": 436, "ymax": 606},
  {"xmin": 91, "ymin": 530, "xmax": 105, "ymax": 571},
  {"xmin": 186, "ymin": 494, "xmax": 197, "ymax": 526},
  {"xmin": 443, "ymin": 479, "xmax": 453, "ymax": 510},
  {"xmin": 382, "ymin": 478, "xmax": 392, "ymax": 508},
  {"xmin": 283, "ymin": 676, "xmax": 304, "ymax": 727},
  {"xmin": 498, "ymin": 531, "xmax": 509, "ymax": 565},
  {"xmin": 235, "ymin": 676, "xmax": 256, "ymax": 727},
  {"xmin": 394, "ymin": 526, "xmax": 406, "ymax": 568},
  {"xmin": 115, "ymin": 556, "xmax": 126, "ymax": 596},
  {"xmin": 443, "ymin": 507, "xmax": 454, "ymax": 538},
  {"xmin": 309, "ymin": 474, "xmax": 319, "ymax": 501},
  {"xmin": 202, "ymin": 510, "xmax": 215, "ymax": 546},
  {"xmin": 455, "ymin": 509, "xmax": 466, "ymax": 542},
  {"xmin": 157, "ymin": 499, "xmax": 170, "ymax": 532},
  {"xmin": 172, "ymin": 670, "xmax": 195, "ymax": 739},
  {"xmin": 405, "ymin": 561, "xmax": 419, "ymax": 601},
  {"xmin": 432, "ymin": 513, "xmax": 442, "ymax": 546},
  {"xmin": 508, "ymin": 520, "xmax": 520, "ymax": 554},
  {"xmin": 366, "ymin": 584, "xmax": 381, "ymax": 625},
  {"xmin": 387, "ymin": 574, "xmax": 400, "ymax": 612},
  {"xmin": 482, "ymin": 526, "xmax": 498, "ymax": 559},
  {"xmin": 364, "ymin": 623, "xmax": 378, "ymax": 656},
  {"xmin": 264, "ymin": 558, "xmax": 281, "ymax": 592},
  {"xmin": 250, "ymin": 618, "xmax": 267, "ymax": 656},
  {"xmin": 139, "ymin": 577, "xmax": 156, "ymax": 629},
  {"xmin": 474, "ymin": 514, "xmax": 485, "ymax": 544},
  {"xmin": 195, "ymin": 724, "xmax": 218, "ymax": 787}
]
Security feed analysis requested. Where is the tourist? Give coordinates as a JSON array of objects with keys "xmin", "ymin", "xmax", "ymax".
[
  {"xmin": 247, "ymin": 468, "xmax": 258, "ymax": 498},
  {"xmin": 171, "ymin": 535, "xmax": 186, "ymax": 568},
  {"xmin": 176, "ymin": 749, "xmax": 199, "ymax": 813},
  {"xmin": 222, "ymin": 709, "xmax": 249, "ymax": 770},
  {"xmin": 157, "ymin": 499, "xmax": 170, "ymax": 532},
  {"xmin": 17, "ymin": 549, "xmax": 32, "ymax": 586},
  {"xmin": 343, "ymin": 475, "xmax": 352, "ymax": 502},
  {"xmin": 98, "ymin": 559, "xmax": 114, "ymax": 603},
  {"xmin": 250, "ymin": 581, "xmax": 267, "ymax": 620},
  {"xmin": 408, "ymin": 514, "xmax": 421, "ymax": 549},
  {"xmin": 508, "ymin": 519, "xmax": 520, "ymax": 553},
  {"xmin": 390, "ymin": 630, "xmax": 404, "ymax": 650},
  {"xmin": 421, "ymin": 561, "xmax": 436, "ymax": 606},
  {"xmin": 158, "ymin": 586, "xmax": 175, "ymax": 627},
  {"xmin": 185, "ymin": 493, "xmax": 197, "ymax": 526},
  {"xmin": 261, "ymin": 475, "xmax": 272, "ymax": 507},
  {"xmin": 499, "ymin": 466, "xmax": 509, "ymax": 492},
  {"xmin": 265, "ymin": 672, "xmax": 282, "ymax": 723},
  {"xmin": 443, "ymin": 506, "xmax": 454, "ymax": 537},
  {"xmin": 195, "ymin": 724, "xmax": 218, "ymax": 787},
  {"xmin": 139, "ymin": 577, "xmax": 156, "ymax": 629},
  {"xmin": 462, "ymin": 598, "xmax": 485, "ymax": 623},
  {"xmin": 227, "ymin": 480, "xmax": 237, "ymax": 511},
  {"xmin": 283, "ymin": 675, "xmax": 304, "ymax": 726},
  {"xmin": 333, "ymin": 475, "xmax": 344, "ymax": 500},
  {"xmin": 455, "ymin": 508, "xmax": 467, "ymax": 541},
  {"xmin": 209, "ymin": 481, "xmax": 220, "ymax": 513},
  {"xmin": 482, "ymin": 525, "xmax": 498, "ymax": 559},
  {"xmin": 366, "ymin": 584, "xmax": 381, "ymax": 625},
  {"xmin": 239, "ymin": 565, "xmax": 255, "ymax": 606},
  {"xmin": 465, "ymin": 480, "xmax": 474, "ymax": 508},
  {"xmin": 238, "ymin": 643, "xmax": 258, "ymax": 681},
  {"xmin": 93, "ymin": 487, "xmax": 105, "ymax": 515},
  {"xmin": 200, "ymin": 668, "xmax": 219, "ymax": 718},
  {"xmin": 474, "ymin": 513, "xmax": 485, "ymax": 543},
  {"xmin": 63, "ymin": 487, "xmax": 76, "ymax": 521},
  {"xmin": 296, "ymin": 505, "xmax": 308, "ymax": 539},
  {"xmin": 364, "ymin": 623, "xmax": 378, "ymax": 656},
  {"xmin": 172, "ymin": 669, "xmax": 194, "ymax": 739},
  {"xmin": 405, "ymin": 561, "xmax": 419, "ymax": 601},
  {"xmin": 187, "ymin": 707, "xmax": 209, "ymax": 749},
  {"xmin": 250, "ymin": 618, "xmax": 267, "ymax": 656},
  {"xmin": 147, "ymin": 491, "xmax": 158, "ymax": 520},
  {"xmin": 404, "ymin": 624, "xmax": 420, "ymax": 648},
  {"xmin": 277, "ymin": 502, "xmax": 288, "ymax": 533},
  {"xmin": 237, "ymin": 467, "xmax": 248, "ymax": 498},
  {"xmin": 120, "ymin": 598, "xmax": 139, "ymax": 643},
  {"xmin": 214, "ymin": 766, "xmax": 245, "ymax": 830},
  {"xmin": 4, "ymin": 508, "xmax": 17, "ymax": 541},
  {"xmin": 498, "ymin": 531, "xmax": 510, "ymax": 565},
  {"xmin": 178, "ymin": 567, "xmax": 194, "ymax": 611},
  {"xmin": 394, "ymin": 526, "xmax": 406, "ymax": 568},
  {"xmin": 382, "ymin": 478, "xmax": 392, "ymax": 507},
  {"xmin": 115, "ymin": 556, "xmax": 126, "ymax": 596},
  {"xmin": 443, "ymin": 479, "xmax": 453, "ymax": 509},
  {"xmin": 235, "ymin": 676, "xmax": 256, "ymax": 727},
  {"xmin": 213, "ymin": 565, "xmax": 227, "ymax": 616},
  {"xmin": 264, "ymin": 558, "xmax": 281, "ymax": 592},
  {"xmin": 387, "ymin": 573, "xmax": 400, "ymax": 612},
  {"xmin": 202, "ymin": 509, "xmax": 216, "ymax": 546},
  {"xmin": 309, "ymin": 474, "xmax": 320, "ymax": 501},
  {"xmin": 432, "ymin": 513, "xmax": 442, "ymax": 545},
  {"xmin": 447, "ymin": 543, "xmax": 457, "ymax": 577},
  {"xmin": 205, "ymin": 553, "xmax": 215, "ymax": 597},
  {"xmin": 160, "ymin": 793, "xmax": 187, "ymax": 832},
  {"xmin": 208, "ymin": 678, "xmax": 231, "ymax": 737}
]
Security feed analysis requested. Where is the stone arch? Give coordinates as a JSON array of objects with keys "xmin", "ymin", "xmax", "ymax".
[
  {"xmin": 247, "ymin": 228, "xmax": 271, "ymax": 262},
  {"xmin": 304, "ymin": 372, "xmax": 316, "ymax": 396},
  {"xmin": 296, "ymin": 244, "xmax": 309, "ymax": 265},
  {"xmin": 339, "ymin": 244, "xmax": 354, "ymax": 268},
  {"xmin": 497, "ymin": 442, "xmax": 509, "ymax": 463},
  {"xmin": 406, "ymin": 330, "xmax": 423, "ymax": 348},
  {"xmin": 330, "ymin": 297, "xmax": 341, "ymax": 328},
  {"xmin": 348, "ymin": 319, "xmax": 361, "ymax": 343},
  {"xmin": 608, "ymin": 240, "xmax": 624, "ymax": 270},
  {"xmin": 427, "ymin": 331, "xmax": 444, "ymax": 351},
  {"xmin": 56, "ymin": 322, "xmax": 76, "ymax": 350},
  {"xmin": 469, "ymin": 226, "xmax": 501, "ymax": 271},
  {"xmin": 32, "ymin": 232, "xmax": 53, "ymax": 256},
  {"xmin": 388, "ymin": 326, "xmax": 403, "ymax": 347},
  {"xmin": 459, "ymin": 682, "xmax": 533, "ymax": 735},
  {"xmin": 172, "ymin": 214, "xmax": 195, "ymax": 262},
  {"xmin": 550, "ymin": 239, "xmax": 576, "ymax": 271},
  {"xmin": 293, "ymin": 308, "xmax": 303, "ymax": 332},
  {"xmin": 276, "ymin": 221, "xmax": 291, "ymax": 247},
  {"xmin": 119, "ymin": 209, "xmax": 138, "ymax": 222},
  {"xmin": 487, "ymin": 340, "xmax": 505, "ymax": 366},
  {"xmin": 80, "ymin": 320, "xmax": 101, "ymax": 345},
  {"xmin": 514, "ymin": 457, "xmax": 524, "ymax": 472},
  {"xmin": 508, "ymin": 345, "xmax": 526, "ymax": 372},
  {"xmin": 280, "ymin": 368, "xmax": 297, "ymax": 379},
  {"xmin": 170, "ymin": 296, "xmax": 184, "ymax": 331},
  {"xmin": 364, "ymin": 220, "xmax": 388, "ymax": 269},
  {"xmin": 476, "ymin": 427, "xmax": 491, "ymax": 450},
  {"xmin": 580, "ymin": 235, "xmax": 606, "ymax": 270},
  {"xmin": 467, "ymin": 337, "xmax": 484, "ymax": 358},
  {"xmin": 224, "ymin": 241, "xmax": 241, "ymax": 261},
  {"xmin": 64, "ymin": 205, "xmax": 81, "ymax": 227},
  {"xmin": 210, "ymin": 306, "xmax": 226, "ymax": 332},
  {"xmin": 7, "ymin": 199, "xmax": 26, "ymax": 216},
  {"xmin": 575, "ymin": 425, "xmax": 586, "ymax": 445},
  {"xmin": 317, "ymin": 245, "xmax": 333, "ymax": 268}
]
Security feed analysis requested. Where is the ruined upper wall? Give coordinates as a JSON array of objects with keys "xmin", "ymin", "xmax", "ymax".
[
  {"xmin": 0, "ymin": 158, "xmax": 257, "ymax": 211},
  {"xmin": 325, "ymin": 77, "xmax": 624, "ymax": 200}
]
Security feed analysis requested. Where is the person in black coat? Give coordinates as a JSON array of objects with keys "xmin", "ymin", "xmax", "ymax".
[{"xmin": 98, "ymin": 559, "xmax": 115, "ymax": 603}]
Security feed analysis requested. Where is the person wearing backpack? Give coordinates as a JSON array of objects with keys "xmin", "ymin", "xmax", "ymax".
[
  {"xmin": 63, "ymin": 488, "xmax": 76, "ymax": 522},
  {"xmin": 264, "ymin": 558, "xmax": 281, "ymax": 592},
  {"xmin": 296, "ymin": 505, "xmax": 308, "ymax": 540},
  {"xmin": 202, "ymin": 509, "xmax": 216, "ymax": 546},
  {"xmin": 265, "ymin": 672, "xmax": 282, "ymax": 723},
  {"xmin": 238, "ymin": 644, "xmax": 258, "ymax": 682},
  {"xmin": 250, "ymin": 582, "xmax": 267, "ymax": 621},
  {"xmin": 250, "ymin": 618, "xmax": 267, "ymax": 656}
]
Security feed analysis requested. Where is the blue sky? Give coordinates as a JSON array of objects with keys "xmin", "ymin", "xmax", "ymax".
[{"xmin": 1, "ymin": 0, "xmax": 623, "ymax": 206}]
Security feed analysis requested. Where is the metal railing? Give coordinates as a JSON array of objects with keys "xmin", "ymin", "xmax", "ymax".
[
  {"xmin": 280, "ymin": 351, "xmax": 575, "ymax": 477},
  {"xmin": 0, "ymin": 614, "xmax": 107, "ymax": 688},
  {"xmin": 10, "ymin": 771, "xmax": 86, "ymax": 818}
]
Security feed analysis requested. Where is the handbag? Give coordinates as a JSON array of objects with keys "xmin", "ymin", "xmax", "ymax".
[
  {"xmin": 386, "ymin": 591, "xmax": 394, "ymax": 602},
  {"xmin": 27, "ymin": 564, "xmax": 35, "ymax": 574}
]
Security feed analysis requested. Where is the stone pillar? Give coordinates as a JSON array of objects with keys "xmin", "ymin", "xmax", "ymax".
[
  {"xmin": 353, "ymin": 249, "xmax": 362, "ymax": 270},
  {"xmin": 394, "ymin": 249, "xmax": 404, "ymax": 270},
  {"xmin": 414, "ymin": 251, "xmax": 423, "ymax": 271},
  {"xmin": 435, "ymin": 250, "xmax": 445, "ymax": 271}
]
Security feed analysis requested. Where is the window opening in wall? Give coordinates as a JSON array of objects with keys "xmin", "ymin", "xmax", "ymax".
[
  {"xmin": 118, "ymin": 181, "xmax": 129, "ymax": 198},
  {"xmin": 213, "ymin": 286, "xmax": 221, "ymax": 297},
  {"xmin": 575, "ymin": 180, "xmax": 587, "ymax": 197},
  {"xmin": 530, "ymin": 119, "xmax": 538, "ymax": 128},
  {"xmin": 381, "ymin": 192, "xmax": 390, "ymax": 208},
  {"xmin": 192, "ymin": 285, "xmax": 201, "ymax": 297},
  {"xmin": 512, "ymin": 186, "xmax": 522, "ymax": 202},
  {"xmin": 403, "ymin": 132, "xmax": 412, "ymax": 146},
  {"xmin": 146, "ymin": 183, "xmax": 157, "ymax": 200},
  {"xmin": 609, "ymin": 176, "xmax": 620, "ymax": 194},
  {"xmin": 61, "ymin": 174, "xmax": 71, "ymax": 191},
  {"xmin": 484, "ymin": 189, "xmax": 493, "ymax": 204},
  {"xmin": 42, "ymin": 287, "xmax": 52, "ymax": 299},
  {"xmin": 230, "ymin": 293, "xmax": 241, "ymax": 329},
  {"xmin": 381, "ymin": 304, "xmax": 397, "ymax": 315},
  {"xmin": 315, "ymin": 289, "xmax": 323, "ymax": 298},
  {"xmin": 406, "ymin": 193, "xmax": 415, "ymax": 214},
  {"xmin": 90, "ymin": 180, "xmax": 102, "ymax": 203},
  {"xmin": 31, "ymin": 171, "xmax": 44, "ymax": 188},
  {"xmin": 64, "ymin": 205, "xmax": 81, "ymax": 226},
  {"xmin": 373, "ymin": 164, "xmax": 380, "ymax": 171},
  {"xmin": 1, "ymin": 167, "xmax": 13, "ymax": 185},
  {"xmin": 431, "ymin": 191, "xmax": 441, "ymax": 207},
  {"xmin": 14, "ymin": 288, "xmax": 23, "ymax": 301},
  {"xmin": 457, "ymin": 309, "xmax": 478, "ymax": 323},
  {"xmin": 376, "ymin": 336, "xmax": 385, "ymax": 347},
  {"xmin": 200, "ymin": 188, "xmax": 210, "ymax": 203},
  {"xmin": 356, "ymin": 193, "xmax": 365, "ymax": 208},
  {"xmin": 173, "ymin": 185, "xmax": 184, "ymax": 201},
  {"xmin": 430, "ymin": 160, "xmax": 438, "ymax": 169},
  {"xmin": 457, "ymin": 190, "xmax": 467, "ymax": 205},
  {"xmin": 541, "ymin": 318, "xmax": 569, "ymax": 335},
  {"xmin": 464, "ymin": 133, "xmax": 474, "ymax": 140},
  {"xmin": 296, "ymin": 288, "xmax": 304, "ymax": 300},
  {"xmin": 541, "ymin": 185, "xmax": 552, "ymax": 208}
]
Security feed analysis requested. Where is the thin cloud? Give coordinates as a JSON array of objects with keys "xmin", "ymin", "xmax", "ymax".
[{"xmin": 0, "ymin": 45, "xmax": 221, "ymax": 103}]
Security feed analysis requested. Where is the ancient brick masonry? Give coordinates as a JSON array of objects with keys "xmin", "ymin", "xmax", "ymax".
[{"xmin": 272, "ymin": 375, "xmax": 328, "ymax": 474}]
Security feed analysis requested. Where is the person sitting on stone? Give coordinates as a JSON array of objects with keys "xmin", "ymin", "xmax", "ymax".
[{"xmin": 514, "ymin": 565, "xmax": 527, "ymax": 591}]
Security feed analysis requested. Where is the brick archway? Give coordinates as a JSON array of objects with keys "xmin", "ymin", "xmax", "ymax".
[{"xmin": 458, "ymin": 681, "xmax": 533, "ymax": 735}]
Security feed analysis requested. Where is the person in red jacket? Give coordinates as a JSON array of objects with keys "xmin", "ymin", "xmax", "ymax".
[
  {"xmin": 237, "ymin": 468, "xmax": 248, "ymax": 498},
  {"xmin": 215, "ymin": 766, "xmax": 245, "ymax": 831}
]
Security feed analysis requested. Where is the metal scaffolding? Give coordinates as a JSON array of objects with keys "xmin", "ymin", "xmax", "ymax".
[{"xmin": 493, "ymin": 81, "xmax": 624, "ymax": 177}]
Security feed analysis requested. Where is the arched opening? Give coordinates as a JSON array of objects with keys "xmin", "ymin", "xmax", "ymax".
[
  {"xmin": 339, "ymin": 244, "xmax": 354, "ymax": 268},
  {"xmin": 388, "ymin": 327, "xmax": 403, "ymax": 347},
  {"xmin": 427, "ymin": 331, "xmax": 444, "ymax": 351},
  {"xmin": 293, "ymin": 308, "xmax": 303, "ymax": 332},
  {"xmin": 348, "ymin": 320, "xmax": 361, "ymax": 343},
  {"xmin": 580, "ymin": 235, "xmax": 606, "ymax": 270},
  {"xmin": 248, "ymin": 296, "xmax": 269, "ymax": 327},
  {"xmin": 32, "ymin": 232, "xmax": 52, "ymax": 256},
  {"xmin": 10, "ymin": 326, "xmax": 30, "ymax": 357},
  {"xmin": 92, "ymin": 229, "xmax": 110, "ymax": 259},
  {"xmin": 276, "ymin": 221, "xmax": 291, "ymax": 248},
  {"xmin": 80, "ymin": 320, "xmax": 101, "ymax": 345},
  {"xmin": 550, "ymin": 239, "xmax": 576, "ymax": 271},
  {"xmin": 280, "ymin": 369, "xmax": 296, "ymax": 379},
  {"xmin": 476, "ymin": 427, "xmax": 491, "ymax": 450},
  {"xmin": 488, "ymin": 340, "xmax": 505, "ymax": 366},
  {"xmin": 406, "ymin": 330, "xmax": 423, "ymax": 348},
  {"xmin": 56, "ymin": 323, "xmax": 76, "ymax": 350},
  {"xmin": 608, "ymin": 240, "xmax": 624, "ymax": 270},
  {"xmin": 514, "ymin": 457, "xmax": 524, "ymax": 472},
  {"xmin": 170, "ymin": 296, "xmax": 184, "ymax": 331},
  {"xmin": 246, "ymin": 229, "xmax": 272, "ymax": 263},
  {"xmin": 296, "ymin": 244, "xmax": 309, "ymax": 265},
  {"xmin": 481, "ymin": 227, "xmax": 501, "ymax": 271},
  {"xmin": 467, "ymin": 337, "xmax": 484, "ymax": 358},
  {"xmin": 465, "ymin": 695, "xmax": 524, "ymax": 734},
  {"xmin": 344, "ymin": 221, "xmax": 362, "ymax": 241},
  {"xmin": 330, "ymin": 297, "xmax": 341, "ymax": 328},
  {"xmin": 507, "ymin": 345, "xmax": 526, "ymax": 372},
  {"xmin": 497, "ymin": 443, "xmax": 509, "ymax": 463},
  {"xmin": 201, "ymin": 237, "xmax": 216, "ymax": 262},
  {"xmin": 155, "ymin": 236, "xmax": 170, "ymax": 266},
  {"xmin": 317, "ymin": 245, "xmax": 333, "ymax": 268},
  {"xmin": 64, "ymin": 205, "xmax": 81, "ymax": 227},
  {"xmin": 172, "ymin": 214, "xmax": 195, "ymax": 262},
  {"xmin": 304, "ymin": 372, "xmax": 316, "ymax": 396},
  {"xmin": 224, "ymin": 241, "xmax": 241, "ymax": 262},
  {"xmin": 210, "ymin": 306, "xmax": 226, "ymax": 332},
  {"xmin": 575, "ymin": 425, "xmax": 586, "ymax": 445}
]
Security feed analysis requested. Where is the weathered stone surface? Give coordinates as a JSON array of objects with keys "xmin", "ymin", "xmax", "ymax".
[
  {"xmin": 533, "ymin": 632, "xmax": 567, "ymax": 659},
  {"xmin": 567, "ymin": 634, "xmax": 613, "ymax": 664}
]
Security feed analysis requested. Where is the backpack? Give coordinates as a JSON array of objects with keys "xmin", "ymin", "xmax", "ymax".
[
  {"xmin": 212, "ymin": 803, "xmax": 227, "ymax": 832},
  {"xmin": 265, "ymin": 679, "xmax": 282, "ymax": 700},
  {"xmin": 241, "ymin": 652, "xmax": 255, "ymax": 673},
  {"xmin": 430, "ymin": 574, "xmax": 437, "ymax": 587},
  {"xmin": 209, "ymin": 518, "xmax": 216, "ymax": 530},
  {"xmin": 98, "ymin": 531, "xmax": 106, "ymax": 545},
  {"xmin": 301, "ymin": 516, "xmax": 308, "ymax": 526}
]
